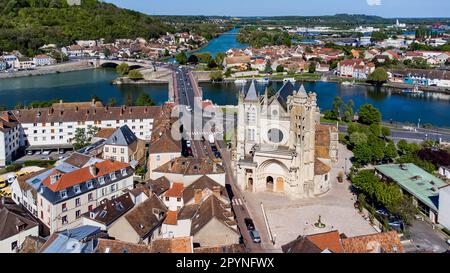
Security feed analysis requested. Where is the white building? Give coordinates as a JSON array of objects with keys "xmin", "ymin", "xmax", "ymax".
[
  {"xmin": 235, "ymin": 81, "xmax": 338, "ymax": 198},
  {"xmin": 0, "ymin": 200, "xmax": 39, "ymax": 253},
  {"xmin": 0, "ymin": 112, "xmax": 21, "ymax": 167},
  {"xmin": 438, "ymin": 185, "xmax": 450, "ymax": 231},
  {"xmin": 11, "ymin": 159, "xmax": 134, "ymax": 233},
  {"xmin": 12, "ymin": 105, "xmax": 162, "ymax": 151},
  {"xmin": 438, "ymin": 166, "xmax": 450, "ymax": 179},
  {"xmin": 33, "ymin": 54, "xmax": 56, "ymax": 66}
]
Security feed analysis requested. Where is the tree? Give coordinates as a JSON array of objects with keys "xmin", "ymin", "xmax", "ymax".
[
  {"xmin": 384, "ymin": 141, "xmax": 398, "ymax": 162},
  {"xmin": 210, "ymin": 71, "xmax": 223, "ymax": 82},
  {"xmin": 135, "ymin": 93, "xmax": 155, "ymax": 106},
  {"xmin": 215, "ymin": 52, "xmax": 226, "ymax": 67},
  {"xmin": 305, "ymin": 46, "xmax": 313, "ymax": 53},
  {"xmin": 332, "ymin": 96, "xmax": 344, "ymax": 120},
  {"xmin": 72, "ymin": 126, "xmax": 99, "ymax": 150},
  {"xmin": 308, "ymin": 62, "xmax": 316, "ymax": 73},
  {"xmin": 343, "ymin": 100, "xmax": 354, "ymax": 122},
  {"xmin": 397, "ymin": 139, "xmax": 409, "ymax": 155},
  {"xmin": 349, "ymin": 132, "xmax": 368, "ymax": 147},
  {"xmin": 128, "ymin": 69, "xmax": 144, "ymax": 81},
  {"xmin": 381, "ymin": 126, "xmax": 391, "ymax": 138},
  {"xmin": 276, "ymin": 65, "xmax": 285, "ymax": 73},
  {"xmin": 103, "ymin": 48, "xmax": 110, "ymax": 58},
  {"xmin": 187, "ymin": 54, "xmax": 199, "ymax": 64},
  {"xmin": 353, "ymin": 144, "xmax": 372, "ymax": 165},
  {"xmin": 108, "ymin": 98, "xmax": 117, "ymax": 107},
  {"xmin": 358, "ymin": 104, "xmax": 381, "ymax": 125},
  {"xmin": 264, "ymin": 60, "xmax": 273, "ymax": 74},
  {"xmin": 367, "ymin": 67, "xmax": 389, "ymax": 86},
  {"xmin": 371, "ymin": 31, "xmax": 388, "ymax": 42},
  {"xmin": 116, "ymin": 63, "xmax": 129, "ymax": 76},
  {"xmin": 175, "ymin": 52, "xmax": 188, "ymax": 65}
]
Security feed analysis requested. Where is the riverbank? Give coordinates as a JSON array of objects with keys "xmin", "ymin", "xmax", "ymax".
[{"xmin": 0, "ymin": 60, "xmax": 95, "ymax": 79}]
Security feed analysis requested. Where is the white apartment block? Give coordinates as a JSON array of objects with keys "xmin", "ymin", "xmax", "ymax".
[
  {"xmin": 11, "ymin": 105, "xmax": 162, "ymax": 151},
  {"xmin": 0, "ymin": 112, "xmax": 21, "ymax": 167}
]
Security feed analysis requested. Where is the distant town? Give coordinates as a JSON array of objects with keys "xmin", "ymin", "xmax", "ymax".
[{"xmin": 1, "ymin": 0, "xmax": 450, "ymax": 256}]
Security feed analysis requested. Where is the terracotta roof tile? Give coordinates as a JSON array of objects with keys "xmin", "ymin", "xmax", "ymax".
[
  {"xmin": 165, "ymin": 182, "xmax": 184, "ymax": 198},
  {"xmin": 341, "ymin": 231, "xmax": 404, "ymax": 253}
]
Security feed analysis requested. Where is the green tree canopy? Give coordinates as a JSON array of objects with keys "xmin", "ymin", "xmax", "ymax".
[
  {"xmin": 116, "ymin": 63, "xmax": 129, "ymax": 76},
  {"xmin": 358, "ymin": 104, "xmax": 381, "ymax": 125},
  {"xmin": 128, "ymin": 69, "xmax": 143, "ymax": 81},
  {"xmin": 176, "ymin": 52, "xmax": 188, "ymax": 65},
  {"xmin": 135, "ymin": 93, "xmax": 155, "ymax": 106},
  {"xmin": 367, "ymin": 67, "xmax": 389, "ymax": 85}
]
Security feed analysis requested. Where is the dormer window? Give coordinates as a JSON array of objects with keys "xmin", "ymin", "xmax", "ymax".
[
  {"xmin": 60, "ymin": 190, "xmax": 68, "ymax": 199},
  {"xmin": 73, "ymin": 185, "xmax": 81, "ymax": 194},
  {"xmin": 87, "ymin": 180, "xmax": 93, "ymax": 189},
  {"xmin": 121, "ymin": 169, "xmax": 127, "ymax": 176},
  {"xmin": 110, "ymin": 172, "xmax": 116, "ymax": 180},
  {"xmin": 98, "ymin": 176, "xmax": 105, "ymax": 185}
]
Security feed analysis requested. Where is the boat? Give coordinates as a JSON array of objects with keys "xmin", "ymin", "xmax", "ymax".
[
  {"xmin": 283, "ymin": 78, "xmax": 296, "ymax": 84},
  {"xmin": 256, "ymin": 77, "xmax": 270, "ymax": 84},
  {"xmin": 234, "ymin": 79, "xmax": 247, "ymax": 85},
  {"xmin": 341, "ymin": 80, "xmax": 354, "ymax": 86},
  {"xmin": 402, "ymin": 84, "xmax": 424, "ymax": 94}
]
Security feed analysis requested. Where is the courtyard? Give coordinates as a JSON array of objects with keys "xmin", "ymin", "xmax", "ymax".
[{"xmin": 242, "ymin": 143, "xmax": 378, "ymax": 250}]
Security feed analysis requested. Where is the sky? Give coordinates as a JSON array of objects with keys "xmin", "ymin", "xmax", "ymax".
[{"xmin": 105, "ymin": 0, "xmax": 450, "ymax": 18}]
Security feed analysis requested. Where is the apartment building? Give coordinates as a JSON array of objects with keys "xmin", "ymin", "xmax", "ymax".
[
  {"xmin": 0, "ymin": 111, "xmax": 21, "ymax": 167},
  {"xmin": 11, "ymin": 105, "xmax": 162, "ymax": 151},
  {"xmin": 12, "ymin": 159, "xmax": 134, "ymax": 233},
  {"xmin": 103, "ymin": 125, "xmax": 146, "ymax": 164}
]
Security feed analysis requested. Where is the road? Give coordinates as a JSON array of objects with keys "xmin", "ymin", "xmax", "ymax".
[
  {"xmin": 323, "ymin": 122, "xmax": 450, "ymax": 143},
  {"xmin": 171, "ymin": 65, "xmax": 266, "ymax": 252},
  {"xmin": 404, "ymin": 219, "xmax": 450, "ymax": 253}
]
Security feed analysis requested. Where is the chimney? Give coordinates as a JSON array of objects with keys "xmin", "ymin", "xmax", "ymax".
[
  {"xmin": 60, "ymin": 110, "xmax": 64, "ymax": 116},
  {"xmin": 169, "ymin": 161, "xmax": 174, "ymax": 171},
  {"xmin": 213, "ymin": 163, "xmax": 217, "ymax": 173},
  {"xmin": 75, "ymin": 106, "xmax": 79, "ymax": 112},
  {"xmin": 120, "ymin": 107, "xmax": 124, "ymax": 116},
  {"xmin": 89, "ymin": 165, "xmax": 98, "ymax": 177},
  {"xmin": 91, "ymin": 98, "xmax": 96, "ymax": 106},
  {"xmin": 105, "ymin": 106, "xmax": 109, "ymax": 112},
  {"xmin": 93, "ymin": 109, "xmax": 96, "ymax": 115},
  {"xmin": 59, "ymin": 99, "xmax": 63, "ymax": 104},
  {"xmin": 86, "ymin": 109, "xmax": 90, "ymax": 116},
  {"xmin": 144, "ymin": 107, "xmax": 148, "ymax": 113},
  {"xmin": 194, "ymin": 189, "xmax": 202, "ymax": 204},
  {"xmin": 129, "ymin": 107, "xmax": 132, "ymax": 114},
  {"xmin": 212, "ymin": 186, "xmax": 221, "ymax": 198}
]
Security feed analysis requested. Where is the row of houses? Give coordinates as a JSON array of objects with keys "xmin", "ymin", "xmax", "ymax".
[
  {"xmin": 62, "ymin": 34, "xmax": 207, "ymax": 60},
  {"xmin": 0, "ymin": 53, "xmax": 56, "ymax": 72}
]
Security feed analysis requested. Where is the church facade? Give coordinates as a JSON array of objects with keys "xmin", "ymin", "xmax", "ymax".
[{"xmin": 235, "ymin": 81, "xmax": 338, "ymax": 198}]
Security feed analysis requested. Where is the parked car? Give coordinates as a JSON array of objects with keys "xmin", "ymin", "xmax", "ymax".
[
  {"xmin": 446, "ymin": 239, "xmax": 450, "ymax": 246},
  {"xmin": 244, "ymin": 218, "xmax": 255, "ymax": 231},
  {"xmin": 376, "ymin": 209, "xmax": 389, "ymax": 218},
  {"xmin": 26, "ymin": 150, "xmax": 33, "ymax": 155},
  {"xmin": 186, "ymin": 106, "xmax": 192, "ymax": 112},
  {"xmin": 250, "ymin": 230, "xmax": 261, "ymax": 243},
  {"xmin": 59, "ymin": 150, "xmax": 65, "ymax": 154},
  {"xmin": 42, "ymin": 150, "xmax": 50, "ymax": 155},
  {"xmin": 35, "ymin": 151, "xmax": 41, "ymax": 155}
]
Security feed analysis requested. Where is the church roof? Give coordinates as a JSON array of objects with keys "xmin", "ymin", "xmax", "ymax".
[{"xmin": 243, "ymin": 80, "xmax": 258, "ymax": 102}]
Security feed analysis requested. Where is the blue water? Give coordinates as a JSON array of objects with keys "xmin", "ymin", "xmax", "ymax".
[
  {"xmin": 201, "ymin": 81, "xmax": 450, "ymax": 127},
  {"xmin": 194, "ymin": 28, "xmax": 247, "ymax": 57},
  {"xmin": 1, "ymin": 30, "xmax": 450, "ymax": 127},
  {"xmin": 168, "ymin": 28, "xmax": 247, "ymax": 63}
]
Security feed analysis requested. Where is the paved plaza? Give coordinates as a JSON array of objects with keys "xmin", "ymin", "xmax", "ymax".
[{"xmin": 243, "ymin": 144, "xmax": 378, "ymax": 250}]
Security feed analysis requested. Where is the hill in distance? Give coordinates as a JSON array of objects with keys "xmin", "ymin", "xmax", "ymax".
[{"xmin": 0, "ymin": 0, "xmax": 173, "ymax": 55}]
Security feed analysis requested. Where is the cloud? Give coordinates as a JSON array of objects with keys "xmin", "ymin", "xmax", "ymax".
[{"xmin": 366, "ymin": 0, "xmax": 382, "ymax": 6}]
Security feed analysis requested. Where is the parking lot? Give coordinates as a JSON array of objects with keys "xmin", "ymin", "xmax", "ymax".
[{"xmin": 16, "ymin": 150, "xmax": 72, "ymax": 163}]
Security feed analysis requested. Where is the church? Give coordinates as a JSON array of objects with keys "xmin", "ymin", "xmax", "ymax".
[{"xmin": 235, "ymin": 80, "xmax": 338, "ymax": 198}]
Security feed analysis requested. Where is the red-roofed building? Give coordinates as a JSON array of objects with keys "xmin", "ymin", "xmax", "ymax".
[
  {"xmin": 33, "ymin": 159, "xmax": 134, "ymax": 233},
  {"xmin": 163, "ymin": 182, "xmax": 184, "ymax": 211},
  {"xmin": 337, "ymin": 59, "xmax": 375, "ymax": 79}
]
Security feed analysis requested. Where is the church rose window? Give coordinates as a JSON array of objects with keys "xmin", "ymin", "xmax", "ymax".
[{"xmin": 268, "ymin": 128, "xmax": 283, "ymax": 143}]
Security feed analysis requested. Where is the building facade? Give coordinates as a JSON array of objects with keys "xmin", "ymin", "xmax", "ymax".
[
  {"xmin": 12, "ymin": 105, "xmax": 161, "ymax": 151},
  {"xmin": 0, "ymin": 112, "xmax": 21, "ymax": 167},
  {"xmin": 235, "ymin": 81, "xmax": 337, "ymax": 198}
]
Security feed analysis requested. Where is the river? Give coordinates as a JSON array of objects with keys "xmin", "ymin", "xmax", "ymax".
[{"xmin": 1, "ymin": 30, "xmax": 450, "ymax": 127}]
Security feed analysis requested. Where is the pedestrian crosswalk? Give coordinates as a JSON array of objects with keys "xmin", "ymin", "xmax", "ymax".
[{"xmin": 232, "ymin": 198, "xmax": 244, "ymax": 206}]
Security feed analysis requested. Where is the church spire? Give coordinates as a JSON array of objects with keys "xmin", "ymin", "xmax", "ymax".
[{"xmin": 244, "ymin": 80, "xmax": 258, "ymax": 101}]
